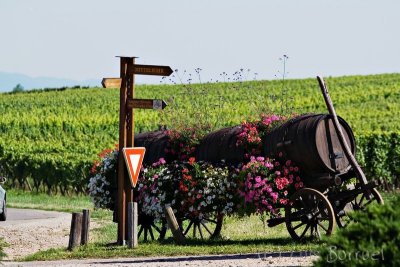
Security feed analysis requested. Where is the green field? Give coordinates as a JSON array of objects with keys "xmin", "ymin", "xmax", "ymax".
[{"xmin": 0, "ymin": 73, "xmax": 399, "ymax": 193}]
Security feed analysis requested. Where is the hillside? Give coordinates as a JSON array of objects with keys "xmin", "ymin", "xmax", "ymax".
[{"xmin": 0, "ymin": 73, "xmax": 399, "ymax": 192}]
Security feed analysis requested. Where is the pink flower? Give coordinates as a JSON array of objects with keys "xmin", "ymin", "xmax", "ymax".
[
  {"xmin": 256, "ymin": 156, "xmax": 265, "ymax": 162},
  {"xmin": 275, "ymin": 171, "xmax": 281, "ymax": 176},
  {"xmin": 285, "ymin": 160, "xmax": 292, "ymax": 166},
  {"xmin": 255, "ymin": 176, "xmax": 262, "ymax": 183}
]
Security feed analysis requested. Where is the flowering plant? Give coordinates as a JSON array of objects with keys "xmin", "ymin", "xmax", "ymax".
[
  {"xmin": 137, "ymin": 158, "xmax": 238, "ymax": 221},
  {"xmin": 164, "ymin": 128, "xmax": 200, "ymax": 161},
  {"xmin": 237, "ymin": 114, "xmax": 285, "ymax": 158},
  {"xmin": 135, "ymin": 158, "xmax": 173, "ymax": 220},
  {"xmin": 235, "ymin": 154, "xmax": 303, "ymax": 217},
  {"xmin": 177, "ymin": 159, "xmax": 238, "ymax": 219},
  {"xmin": 88, "ymin": 147, "xmax": 118, "ymax": 209}
]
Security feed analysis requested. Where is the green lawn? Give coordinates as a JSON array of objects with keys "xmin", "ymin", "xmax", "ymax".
[
  {"xmin": 6, "ymin": 189, "xmax": 394, "ymax": 262},
  {"xmin": 7, "ymin": 189, "xmax": 318, "ymax": 261},
  {"xmin": 23, "ymin": 215, "xmax": 319, "ymax": 261}
]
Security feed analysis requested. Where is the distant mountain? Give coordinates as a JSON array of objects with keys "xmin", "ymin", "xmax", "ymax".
[{"xmin": 0, "ymin": 71, "xmax": 100, "ymax": 92}]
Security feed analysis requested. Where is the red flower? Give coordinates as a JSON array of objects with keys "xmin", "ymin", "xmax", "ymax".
[{"xmin": 188, "ymin": 157, "xmax": 196, "ymax": 165}]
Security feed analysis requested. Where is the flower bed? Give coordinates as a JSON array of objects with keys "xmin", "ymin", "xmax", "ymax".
[{"xmin": 88, "ymin": 114, "xmax": 303, "ymax": 221}]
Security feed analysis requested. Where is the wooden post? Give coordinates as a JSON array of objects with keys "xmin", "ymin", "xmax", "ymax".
[
  {"xmin": 107, "ymin": 56, "xmax": 172, "ymax": 246},
  {"xmin": 127, "ymin": 202, "xmax": 138, "ymax": 248},
  {"xmin": 117, "ymin": 57, "xmax": 137, "ymax": 245},
  {"xmin": 68, "ymin": 212, "xmax": 82, "ymax": 250},
  {"xmin": 81, "ymin": 209, "xmax": 90, "ymax": 245},
  {"xmin": 125, "ymin": 58, "xmax": 136, "ymax": 239},
  {"xmin": 164, "ymin": 205, "xmax": 186, "ymax": 245}
]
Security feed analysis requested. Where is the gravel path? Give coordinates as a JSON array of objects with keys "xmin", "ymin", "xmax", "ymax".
[
  {"xmin": 3, "ymin": 252, "xmax": 318, "ymax": 266},
  {"xmin": 0, "ymin": 208, "xmax": 71, "ymax": 260}
]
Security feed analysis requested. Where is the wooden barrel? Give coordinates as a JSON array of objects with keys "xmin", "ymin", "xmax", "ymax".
[
  {"xmin": 263, "ymin": 113, "xmax": 356, "ymax": 187},
  {"xmin": 196, "ymin": 126, "xmax": 244, "ymax": 164},
  {"xmin": 134, "ymin": 131, "xmax": 170, "ymax": 165}
]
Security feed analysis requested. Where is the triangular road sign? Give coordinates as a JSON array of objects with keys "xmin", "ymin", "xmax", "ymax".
[{"xmin": 122, "ymin": 147, "xmax": 146, "ymax": 188}]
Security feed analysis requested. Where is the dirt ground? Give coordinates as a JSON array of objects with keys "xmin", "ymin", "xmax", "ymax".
[{"xmin": 0, "ymin": 209, "xmax": 71, "ymax": 260}]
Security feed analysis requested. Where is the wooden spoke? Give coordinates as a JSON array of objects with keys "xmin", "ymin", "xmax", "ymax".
[
  {"xmin": 144, "ymin": 228, "xmax": 148, "ymax": 242},
  {"xmin": 138, "ymin": 214, "xmax": 167, "ymax": 241},
  {"xmin": 201, "ymin": 221, "xmax": 213, "ymax": 235},
  {"xmin": 193, "ymin": 222, "xmax": 197, "ymax": 238},
  {"xmin": 317, "ymin": 221, "xmax": 328, "ymax": 232},
  {"xmin": 149, "ymin": 226, "xmax": 155, "ymax": 241},
  {"xmin": 177, "ymin": 213, "xmax": 223, "ymax": 240},
  {"xmin": 285, "ymin": 188, "xmax": 335, "ymax": 241},
  {"xmin": 335, "ymin": 188, "xmax": 384, "ymax": 228},
  {"xmin": 293, "ymin": 221, "xmax": 307, "ymax": 231},
  {"xmin": 151, "ymin": 223, "xmax": 161, "ymax": 234},
  {"xmin": 300, "ymin": 223, "xmax": 311, "ymax": 239},
  {"xmin": 183, "ymin": 220, "xmax": 194, "ymax": 236},
  {"xmin": 198, "ymin": 224, "xmax": 204, "ymax": 239}
]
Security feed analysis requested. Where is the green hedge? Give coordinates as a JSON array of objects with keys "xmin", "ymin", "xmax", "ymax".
[
  {"xmin": 0, "ymin": 131, "xmax": 398, "ymax": 194},
  {"xmin": 314, "ymin": 195, "xmax": 400, "ymax": 267},
  {"xmin": 357, "ymin": 132, "xmax": 399, "ymax": 189}
]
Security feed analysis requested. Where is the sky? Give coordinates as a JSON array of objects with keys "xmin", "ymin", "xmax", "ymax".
[{"xmin": 0, "ymin": 0, "xmax": 399, "ymax": 87}]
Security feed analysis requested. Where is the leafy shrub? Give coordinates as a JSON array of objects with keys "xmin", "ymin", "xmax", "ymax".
[
  {"xmin": 314, "ymin": 195, "xmax": 400, "ymax": 267},
  {"xmin": 0, "ymin": 238, "xmax": 6, "ymax": 260}
]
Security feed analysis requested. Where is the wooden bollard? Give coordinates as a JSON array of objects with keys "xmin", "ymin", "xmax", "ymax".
[
  {"xmin": 81, "ymin": 209, "xmax": 90, "ymax": 245},
  {"xmin": 164, "ymin": 204, "xmax": 186, "ymax": 245},
  {"xmin": 68, "ymin": 212, "xmax": 82, "ymax": 250},
  {"xmin": 127, "ymin": 202, "xmax": 138, "ymax": 248}
]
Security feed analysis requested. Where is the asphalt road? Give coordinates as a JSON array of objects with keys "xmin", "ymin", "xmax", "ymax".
[{"xmin": 0, "ymin": 208, "xmax": 68, "ymax": 226}]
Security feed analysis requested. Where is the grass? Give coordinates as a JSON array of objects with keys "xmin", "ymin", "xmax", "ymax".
[
  {"xmin": 7, "ymin": 189, "xmax": 111, "ymax": 220},
  {"xmin": 7, "ymin": 189, "xmax": 395, "ymax": 262},
  {"xmin": 23, "ymin": 215, "xmax": 319, "ymax": 261},
  {"xmin": 7, "ymin": 189, "xmax": 319, "ymax": 261}
]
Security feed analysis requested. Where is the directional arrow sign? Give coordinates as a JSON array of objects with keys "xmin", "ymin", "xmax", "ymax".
[
  {"xmin": 122, "ymin": 147, "xmax": 146, "ymax": 188},
  {"xmin": 130, "ymin": 64, "xmax": 173, "ymax": 76},
  {"xmin": 127, "ymin": 99, "xmax": 167, "ymax": 110},
  {"xmin": 102, "ymin": 78, "xmax": 122, "ymax": 88}
]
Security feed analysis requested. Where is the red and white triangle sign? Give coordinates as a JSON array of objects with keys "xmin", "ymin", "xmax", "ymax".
[{"xmin": 122, "ymin": 147, "xmax": 146, "ymax": 188}]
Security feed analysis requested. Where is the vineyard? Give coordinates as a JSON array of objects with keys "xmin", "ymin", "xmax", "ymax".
[{"xmin": 0, "ymin": 73, "xmax": 399, "ymax": 193}]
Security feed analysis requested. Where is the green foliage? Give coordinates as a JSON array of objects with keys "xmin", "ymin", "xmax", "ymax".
[
  {"xmin": 314, "ymin": 195, "xmax": 400, "ymax": 267},
  {"xmin": 0, "ymin": 238, "xmax": 6, "ymax": 260},
  {"xmin": 0, "ymin": 73, "xmax": 399, "ymax": 193},
  {"xmin": 12, "ymin": 83, "xmax": 24, "ymax": 93}
]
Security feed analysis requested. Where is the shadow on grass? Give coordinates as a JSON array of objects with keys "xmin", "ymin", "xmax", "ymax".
[
  {"xmin": 162, "ymin": 236, "xmax": 320, "ymax": 246},
  {"xmin": 102, "ymin": 236, "xmax": 320, "ymax": 249}
]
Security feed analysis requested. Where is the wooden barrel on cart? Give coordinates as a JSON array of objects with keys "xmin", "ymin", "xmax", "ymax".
[
  {"xmin": 196, "ymin": 126, "xmax": 244, "ymax": 164},
  {"xmin": 263, "ymin": 113, "xmax": 356, "ymax": 189},
  {"xmin": 134, "ymin": 130, "xmax": 170, "ymax": 165}
]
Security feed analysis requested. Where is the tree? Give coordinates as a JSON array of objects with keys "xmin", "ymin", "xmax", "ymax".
[{"xmin": 12, "ymin": 84, "xmax": 24, "ymax": 93}]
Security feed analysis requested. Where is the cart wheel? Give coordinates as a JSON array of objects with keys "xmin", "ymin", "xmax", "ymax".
[
  {"xmin": 285, "ymin": 188, "xmax": 335, "ymax": 241},
  {"xmin": 138, "ymin": 213, "xmax": 167, "ymax": 241},
  {"xmin": 179, "ymin": 212, "xmax": 223, "ymax": 239},
  {"xmin": 336, "ymin": 188, "xmax": 384, "ymax": 228}
]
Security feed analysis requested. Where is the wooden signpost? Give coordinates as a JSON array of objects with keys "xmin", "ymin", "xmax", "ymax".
[{"xmin": 102, "ymin": 56, "xmax": 172, "ymax": 245}]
